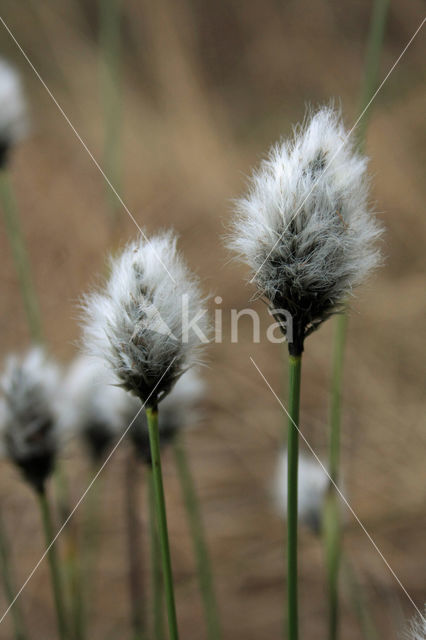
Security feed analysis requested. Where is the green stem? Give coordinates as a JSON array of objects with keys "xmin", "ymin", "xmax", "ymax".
[
  {"xmin": 146, "ymin": 405, "xmax": 179, "ymax": 640},
  {"xmin": 326, "ymin": 313, "xmax": 347, "ymax": 640},
  {"xmin": 357, "ymin": 0, "xmax": 391, "ymax": 150},
  {"xmin": 323, "ymin": 491, "xmax": 341, "ymax": 640},
  {"xmin": 99, "ymin": 0, "xmax": 121, "ymax": 225},
  {"xmin": 173, "ymin": 437, "xmax": 222, "ymax": 640},
  {"xmin": 329, "ymin": 313, "xmax": 348, "ymax": 487},
  {"xmin": 125, "ymin": 450, "xmax": 146, "ymax": 640},
  {"xmin": 80, "ymin": 467, "xmax": 104, "ymax": 637},
  {"xmin": 0, "ymin": 169, "xmax": 43, "ymax": 343},
  {"xmin": 342, "ymin": 555, "xmax": 380, "ymax": 640},
  {"xmin": 54, "ymin": 464, "xmax": 85, "ymax": 640},
  {"xmin": 287, "ymin": 354, "xmax": 302, "ymax": 640},
  {"xmin": 37, "ymin": 488, "xmax": 68, "ymax": 640},
  {"xmin": 0, "ymin": 508, "xmax": 28, "ymax": 640},
  {"xmin": 326, "ymin": 1, "xmax": 390, "ymax": 637},
  {"xmin": 147, "ymin": 467, "xmax": 165, "ymax": 640}
]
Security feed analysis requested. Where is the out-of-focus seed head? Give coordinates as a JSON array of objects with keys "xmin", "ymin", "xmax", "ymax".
[
  {"xmin": 274, "ymin": 449, "xmax": 329, "ymax": 534},
  {"xmin": 0, "ymin": 348, "xmax": 61, "ymax": 492}
]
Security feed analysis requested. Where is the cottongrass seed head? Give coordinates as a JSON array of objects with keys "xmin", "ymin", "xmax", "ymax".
[
  {"xmin": 129, "ymin": 367, "xmax": 205, "ymax": 464},
  {"xmin": 0, "ymin": 347, "xmax": 62, "ymax": 492},
  {"xmin": 61, "ymin": 354, "xmax": 129, "ymax": 463},
  {"xmin": 0, "ymin": 58, "xmax": 28, "ymax": 167},
  {"xmin": 229, "ymin": 106, "xmax": 383, "ymax": 354},
  {"xmin": 275, "ymin": 448, "xmax": 329, "ymax": 534},
  {"xmin": 82, "ymin": 231, "xmax": 209, "ymax": 407}
]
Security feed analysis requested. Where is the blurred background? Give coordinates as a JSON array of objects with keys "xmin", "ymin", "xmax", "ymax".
[{"xmin": 0, "ymin": 0, "xmax": 425, "ymax": 638}]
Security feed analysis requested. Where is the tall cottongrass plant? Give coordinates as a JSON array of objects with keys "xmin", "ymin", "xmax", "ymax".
[
  {"xmin": 0, "ymin": 59, "xmax": 43, "ymax": 343},
  {"xmin": 0, "ymin": 348, "xmax": 69, "ymax": 640},
  {"xmin": 229, "ymin": 106, "xmax": 383, "ymax": 640},
  {"xmin": 328, "ymin": 2, "xmax": 389, "ymax": 637},
  {"xmin": 82, "ymin": 231, "xmax": 210, "ymax": 640}
]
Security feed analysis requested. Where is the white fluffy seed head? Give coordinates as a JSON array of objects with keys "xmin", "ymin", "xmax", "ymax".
[
  {"xmin": 229, "ymin": 106, "xmax": 383, "ymax": 354},
  {"xmin": 0, "ymin": 58, "xmax": 28, "ymax": 166},
  {"xmin": 61, "ymin": 354, "xmax": 129, "ymax": 462},
  {"xmin": 82, "ymin": 231, "xmax": 209, "ymax": 406},
  {"xmin": 274, "ymin": 449, "xmax": 329, "ymax": 533},
  {"xmin": 0, "ymin": 348, "xmax": 62, "ymax": 491},
  {"xmin": 404, "ymin": 608, "xmax": 426, "ymax": 640},
  {"xmin": 128, "ymin": 367, "xmax": 205, "ymax": 464}
]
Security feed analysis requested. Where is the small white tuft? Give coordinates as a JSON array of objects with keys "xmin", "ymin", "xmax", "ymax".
[
  {"xmin": 0, "ymin": 347, "xmax": 62, "ymax": 490},
  {"xmin": 81, "ymin": 231, "xmax": 209, "ymax": 406},
  {"xmin": 0, "ymin": 59, "xmax": 28, "ymax": 164},
  {"xmin": 229, "ymin": 106, "xmax": 383, "ymax": 353},
  {"xmin": 274, "ymin": 449, "xmax": 329, "ymax": 533}
]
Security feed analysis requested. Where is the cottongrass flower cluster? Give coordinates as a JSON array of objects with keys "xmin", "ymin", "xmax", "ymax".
[
  {"xmin": 0, "ymin": 58, "xmax": 28, "ymax": 168},
  {"xmin": 82, "ymin": 231, "xmax": 209, "ymax": 407},
  {"xmin": 275, "ymin": 449, "xmax": 329, "ymax": 534},
  {"xmin": 229, "ymin": 106, "xmax": 382, "ymax": 354},
  {"xmin": 0, "ymin": 347, "xmax": 61, "ymax": 493}
]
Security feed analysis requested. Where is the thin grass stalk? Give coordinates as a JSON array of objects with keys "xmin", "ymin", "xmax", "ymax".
[
  {"xmin": 287, "ymin": 354, "xmax": 302, "ymax": 640},
  {"xmin": 147, "ymin": 467, "xmax": 165, "ymax": 640},
  {"xmin": 53, "ymin": 464, "xmax": 85, "ymax": 640},
  {"xmin": 79, "ymin": 468, "xmax": 104, "ymax": 636},
  {"xmin": 173, "ymin": 436, "xmax": 222, "ymax": 640},
  {"xmin": 99, "ymin": 0, "xmax": 121, "ymax": 225},
  {"xmin": 37, "ymin": 488, "xmax": 68, "ymax": 640},
  {"xmin": 125, "ymin": 449, "xmax": 146, "ymax": 640},
  {"xmin": 0, "ymin": 170, "xmax": 43, "ymax": 343},
  {"xmin": 146, "ymin": 405, "xmax": 179, "ymax": 640},
  {"xmin": 357, "ymin": 0, "xmax": 391, "ymax": 149},
  {"xmin": 342, "ymin": 555, "xmax": 379, "ymax": 640},
  {"xmin": 326, "ymin": 3, "xmax": 390, "ymax": 638},
  {"xmin": 0, "ymin": 508, "xmax": 28, "ymax": 640}
]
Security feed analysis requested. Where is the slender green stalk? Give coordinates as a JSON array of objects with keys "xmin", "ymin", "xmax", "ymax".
[
  {"xmin": 287, "ymin": 354, "xmax": 302, "ymax": 640},
  {"xmin": 326, "ymin": 314, "xmax": 347, "ymax": 640},
  {"xmin": 323, "ymin": 491, "xmax": 341, "ymax": 640},
  {"xmin": 0, "ymin": 169, "xmax": 43, "ymax": 343},
  {"xmin": 0, "ymin": 509, "xmax": 28, "ymax": 640},
  {"xmin": 146, "ymin": 405, "xmax": 179, "ymax": 640},
  {"xmin": 357, "ymin": 0, "xmax": 391, "ymax": 149},
  {"xmin": 54, "ymin": 464, "xmax": 85, "ymax": 640},
  {"xmin": 342, "ymin": 555, "xmax": 379, "ymax": 640},
  {"xmin": 147, "ymin": 467, "xmax": 165, "ymax": 640},
  {"xmin": 326, "ymin": 3, "xmax": 390, "ymax": 638},
  {"xmin": 37, "ymin": 488, "xmax": 68, "ymax": 640},
  {"xmin": 125, "ymin": 450, "xmax": 146, "ymax": 640},
  {"xmin": 79, "ymin": 467, "xmax": 104, "ymax": 637},
  {"xmin": 173, "ymin": 436, "xmax": 222, "ymax": 640},
  {"xmin": 99, "ymin": 0, "xmax": 121, "ymax": 225}
]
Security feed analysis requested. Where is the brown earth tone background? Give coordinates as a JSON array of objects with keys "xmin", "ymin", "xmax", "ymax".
[{"xmin": 0, "ymin": 0, "xmax": 425, "ymax": 638}]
